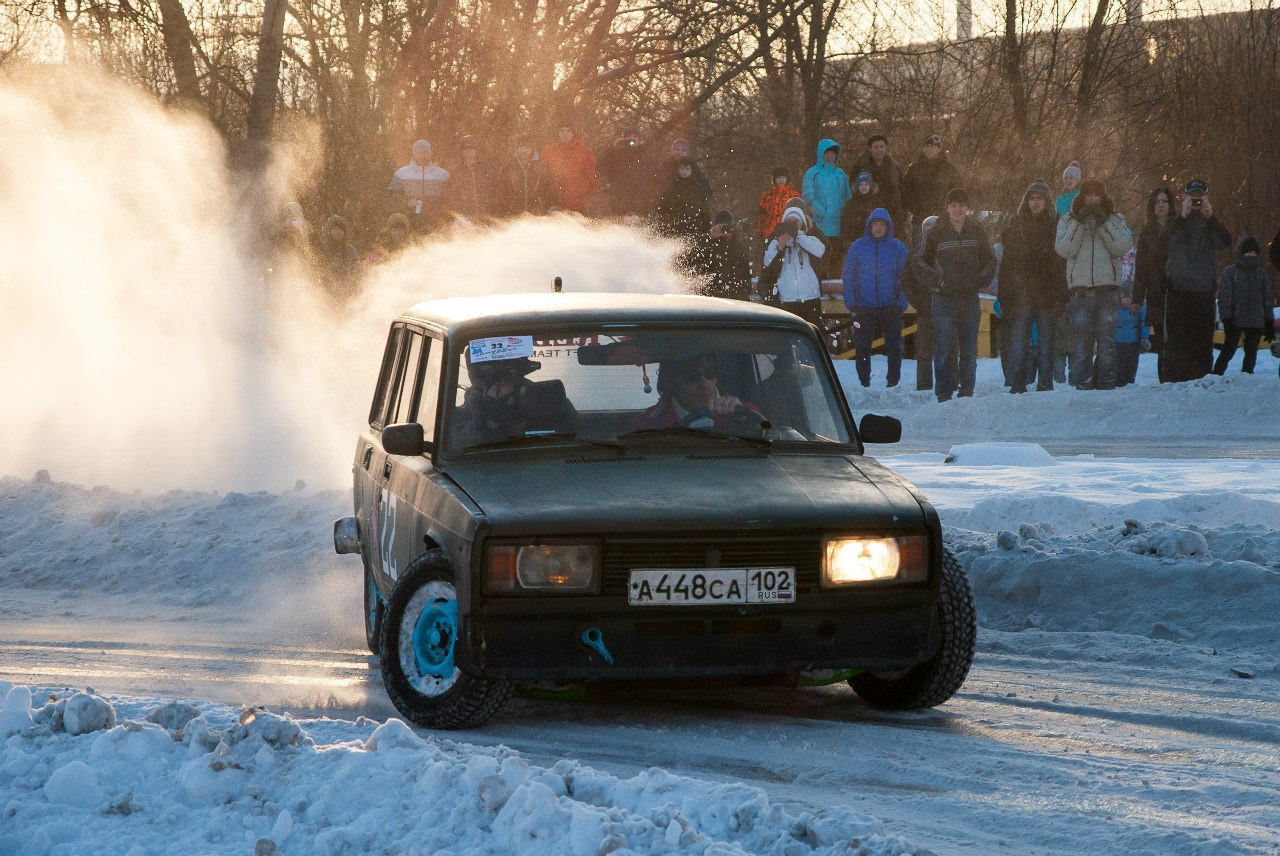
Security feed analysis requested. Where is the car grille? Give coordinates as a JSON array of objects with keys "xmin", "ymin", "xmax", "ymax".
[{"xmin": 602, "ymin": 533, "xmax": 822, "ymax": 595}]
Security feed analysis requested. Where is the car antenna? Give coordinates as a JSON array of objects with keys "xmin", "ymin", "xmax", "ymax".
[{"xmin": 553, "ymin": 276, "xmax": 563, "ymax": 292}]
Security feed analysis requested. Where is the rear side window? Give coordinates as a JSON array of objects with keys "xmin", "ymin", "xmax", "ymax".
[
  {"xmin": 390, "ymin": 331, "xmax": 425, "ymax": 425},
  {"xmin": 369, "ymin": 325, "xmax": 428, "ymax": 429}
]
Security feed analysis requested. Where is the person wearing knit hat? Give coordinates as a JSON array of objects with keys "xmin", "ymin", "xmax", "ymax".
[
  {"xmin": 761, "ymin": 204, "xmax": 827, "ymax": 325},
  {"xmin": 1056, "ymin": 161, "xmax": 1082, "ymax": 216},
  {"xmin": 999, "ymin": 179, "xmax": 1067, "ymax": 393},
  {"xmin": 389, "ymin": 139, "xmax": 451, "ymax": 231},
  {"xmin": 1212, "ymin": 235, "xmax": 1274, "ymax": 375},
  {"xmin": 903, "ymin": 134, "xmax": 963, "ymax": 246},
  {"xmin": 496, "ymin": 135, "xmax": 556, "ymax": 216},
  {"xmin": 756, "ymin": 166, "xmax": 800, "ymax": 239},
  {"xmin": 1054, "ymin": 175, "xmax": 1132, "ymax": 389},
  {"xmin": 918, "ymin": 187, "xmax": 996, "ymax": 401}
]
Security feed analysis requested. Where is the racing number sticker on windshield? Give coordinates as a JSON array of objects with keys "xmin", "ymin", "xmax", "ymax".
[
  {"xmin": 628, "ymin": 568, "xmax": 795, "ymax": 606},
  {"xmin": 469, "ymin": 336, "xmax": 534, "ymax": 363}
]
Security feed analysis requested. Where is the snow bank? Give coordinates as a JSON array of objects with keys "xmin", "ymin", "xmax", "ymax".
[
  {"xmin": 0, "ymin": 475, "xmax": 357, "ymax": 640},
  {"xmin": 0, "ymin": 685, "xmax": 925, "ymax": 856},
  {"xmin": 948, "ymin": 519, "xmax": 1280, "ymax": 658},
  {"xmin": 838, "ymin": 354, "xmax": 1280, "ymax": 449}
]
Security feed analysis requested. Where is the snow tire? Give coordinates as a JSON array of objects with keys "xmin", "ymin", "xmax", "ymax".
[
  {"xmin": 850, "ymin": 547, "xmax": 976, "ymax": 709},
  {"xmin": 379, "ymin": 550, "xmax": 511, "ymax": 729}
]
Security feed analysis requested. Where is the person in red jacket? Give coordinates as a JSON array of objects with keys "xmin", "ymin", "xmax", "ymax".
[
  {"xmin": 757, "ymin": 167, "xmax": 799, "ymax": 239},
  {"xmin": 541, "ymin": 124, "xmax": 598, "ymax": 213}
]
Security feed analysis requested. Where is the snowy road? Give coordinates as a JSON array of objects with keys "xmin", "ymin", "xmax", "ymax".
[{"xmin": 4, "ymin": 620, "xmax": 1278, "ymax": 854}]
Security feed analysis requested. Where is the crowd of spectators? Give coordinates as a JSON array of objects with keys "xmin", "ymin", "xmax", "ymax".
[{"xmin": 272, "ymin": 126, "xmax": 1280, "ymax": 393}]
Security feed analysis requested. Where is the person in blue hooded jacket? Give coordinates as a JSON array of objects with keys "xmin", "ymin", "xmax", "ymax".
[
  {"xmin": 843, "ymin": 208, "xmax": 909, "ymax": 387},
  {"xmin": 803, "ymin": 139, "xmax": 852, "ymax": 278}
]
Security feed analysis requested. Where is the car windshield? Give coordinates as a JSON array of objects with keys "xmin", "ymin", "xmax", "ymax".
[{"xmin": 445, "ymin": 327, "xmax": 852, "ymax": 452}]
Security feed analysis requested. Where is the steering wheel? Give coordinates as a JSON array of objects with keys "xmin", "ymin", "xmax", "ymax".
[{"xmin": 673, "ymin": 404, "xmax": 764, "ymax": 430}]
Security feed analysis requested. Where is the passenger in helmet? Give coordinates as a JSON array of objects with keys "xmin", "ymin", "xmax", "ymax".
[{"xmin": 452, "ymin": 355, "xmax": 578, "ymax": 448}]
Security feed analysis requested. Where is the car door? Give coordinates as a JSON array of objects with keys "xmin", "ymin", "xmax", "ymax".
[
  {"xmin": 359, "ymin": 324, "xmax": 428, "ymax": 586},
  {"xmin": 373, "ymin": 326, "xmax": 446, "ymax": 588}
]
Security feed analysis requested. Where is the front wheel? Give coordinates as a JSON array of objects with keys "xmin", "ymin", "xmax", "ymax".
[
  {"xmin": 379, "ymin": 550, "xmax": 511, "ymax": 729},
  {"xmin": 850, "ymin": 547, "xmax": 976, "ymax": 709}
]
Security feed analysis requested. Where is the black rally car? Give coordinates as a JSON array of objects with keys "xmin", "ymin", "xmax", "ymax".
[{"xmin": 334, "ymin": 292, "xmax": 974, "ymax": 728}]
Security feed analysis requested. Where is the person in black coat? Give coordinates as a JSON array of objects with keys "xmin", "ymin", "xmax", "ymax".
[
  {"xmin": 687, "ymin": 210, "xmax": 753, "ymax": 301},
  {"xmin": 1212, "ymin": 236, "xmax": 1274, "ymax": 374},
  {"xmin": 1163, "ymin": 178, "xmax": 1231, "ymax": 382},
  {"xmin": 650, "ymin": 158, "xmax": 709, "ymax": 240},
  {"xmin": 1132, "ymin": 186, "xmax": 1175, "ymax": 380},
  {"xmin": 998, "ymin": 179, "xmax": 1067, "ymax": 392}
]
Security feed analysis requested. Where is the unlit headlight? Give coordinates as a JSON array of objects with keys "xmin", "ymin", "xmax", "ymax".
[
  {"xmin": 822, "ymin": 535, "xmax": 928, "ymax": 586},
  {"xmin": 486, "ymin": 543, "xmax": 600, "ymax": 593}
]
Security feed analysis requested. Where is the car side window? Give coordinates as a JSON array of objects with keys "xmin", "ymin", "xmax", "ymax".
[
  {"xmin": 417, "ymin": 338, "xmax": 443, "ymax": 442},
  {"xmin": 390, "ymin": 329, "xmax": 425, "ymax": 425},
  {"xmin": 369, "ymin": 325, "xmax": 407, "ymax": 429}
]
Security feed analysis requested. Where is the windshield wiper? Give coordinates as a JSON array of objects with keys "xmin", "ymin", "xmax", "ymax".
[
  {"xmin": 615, "ymin": 426, "xmax": 773, "ymax": 448},
  {"xmin": 462, "ymin": 432, "xmax": 626, "ymax": 453}
]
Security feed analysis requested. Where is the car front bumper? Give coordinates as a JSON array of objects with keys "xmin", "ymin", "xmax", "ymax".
[{"xmin": 467, "ymin": 589, "xmax": 938, "ymax": 680}]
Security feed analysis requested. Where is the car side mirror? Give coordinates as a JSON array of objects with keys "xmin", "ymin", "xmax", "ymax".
[
  {"xmin": 858, "ymin": 414, "xmax": 901, "ymax": 444},
  {"xmin": 382, "ymin": 422, "xmax": 429, "ymax": 456}
]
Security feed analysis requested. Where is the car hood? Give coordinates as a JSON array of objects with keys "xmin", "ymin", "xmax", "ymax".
[{"xmin": 445, "ymin": 450, "xmax": 927, "ymax": 534}]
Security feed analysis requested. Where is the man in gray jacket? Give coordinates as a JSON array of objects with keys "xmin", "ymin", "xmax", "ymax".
[
  {"xmin": 1164, "ymin": 178, "xmax": 1232, "ymax": 382},
  {"xmin": 1054, "ymin": 178, "xmax": 1132, "ymax": 389}
]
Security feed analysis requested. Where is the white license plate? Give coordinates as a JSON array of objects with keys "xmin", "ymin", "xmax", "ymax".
[{"xmin": 627, "ymin": 568, "xmax": 796, "ymax": 606}]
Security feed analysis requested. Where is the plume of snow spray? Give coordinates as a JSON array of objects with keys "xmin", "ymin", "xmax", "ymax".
[{"xmin": 0, "ymin": 68, "xmax": 687, "ymax": 493}]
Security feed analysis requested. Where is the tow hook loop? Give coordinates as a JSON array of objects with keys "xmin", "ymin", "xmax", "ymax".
[{"xmin": 580, "ymin": 627, "xmax": 613, "ymax": 664}]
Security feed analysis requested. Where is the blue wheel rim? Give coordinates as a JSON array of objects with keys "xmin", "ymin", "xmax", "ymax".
[{"xmin": 411, "ymin": 597, "xmax": 458, "ymax": 679}]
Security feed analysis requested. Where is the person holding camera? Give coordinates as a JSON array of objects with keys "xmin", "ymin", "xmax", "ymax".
[
  {"xmin": 1054, "ymin": 178, "xmax": 1132, "ymax": 390},
  {"xmin": 761, "ymin": 205, "xmax": 826, "ymax": 325},
  {"xmin": 689, "ymin": 210, "xmax": 752, "ymax": 301},
  {"xmin": 1163, "ymin": 178, "xmax": 1232, "ymax": 382}
]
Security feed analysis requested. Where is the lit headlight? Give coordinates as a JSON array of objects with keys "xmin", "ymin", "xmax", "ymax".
[
  {"xmin": 486, "ymin": 543, "xmax": 600, "ymax": 593},
  {"xmin": 822, "ymin": 535, "xmax": 929, "ymax": 586}
]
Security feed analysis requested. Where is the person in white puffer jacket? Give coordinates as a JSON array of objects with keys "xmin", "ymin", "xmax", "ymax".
[
  {"xmin": 761, "ymin": 205, "xmax": 827, "ymax": 325},
  {"xmin": 1054, "ymin": 177, "xmax": 1132, "ymax": 389}
]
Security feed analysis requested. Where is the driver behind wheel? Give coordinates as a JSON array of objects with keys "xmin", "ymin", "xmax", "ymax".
[{"xmin": 635, "ymin": 352, "xmax": 764, "ymax": 429}]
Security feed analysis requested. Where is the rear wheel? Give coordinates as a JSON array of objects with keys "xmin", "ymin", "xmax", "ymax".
[
  {"xmin": 850, "ymin": 547, "xmax": 976, "ymax": 709},
  {"xmin": 363, "ymin": 563, "xmax": 384, "ymax": 655},
  {"xmin": 379, "ymin": 550, "xmax": 511, "ymax": 729}
]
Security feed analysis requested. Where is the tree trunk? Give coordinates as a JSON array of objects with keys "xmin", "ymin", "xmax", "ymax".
[
  {"xmin": 246, "ymin": 0, "xmax": 288, "ymax": 160},
  {"xmin": 1002, "ymin": 0, "xmax": 1029, "ymax": 139},
  {"xmin": 156, "ymin": 0, "xmax": 201, "ymax": 104}
]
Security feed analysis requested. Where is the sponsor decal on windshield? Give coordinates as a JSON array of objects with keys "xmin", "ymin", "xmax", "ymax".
[{"xmin": 469, "ymin": 335, "xmax": 534, "ymax": 363}]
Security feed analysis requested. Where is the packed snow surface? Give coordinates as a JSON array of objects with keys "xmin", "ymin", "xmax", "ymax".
[{"xmin": 4, "ymin": 353, "xmax": 1280, "ymax": 855}]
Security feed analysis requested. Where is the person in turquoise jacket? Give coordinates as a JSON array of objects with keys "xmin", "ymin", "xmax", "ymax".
[
  {"xmin": 803, "ymin": 138, "xmax": 852, "ymax": 278},
  {"xmin": 842, "ymin": 208, "xmax": 909, "ymax": 387}
]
